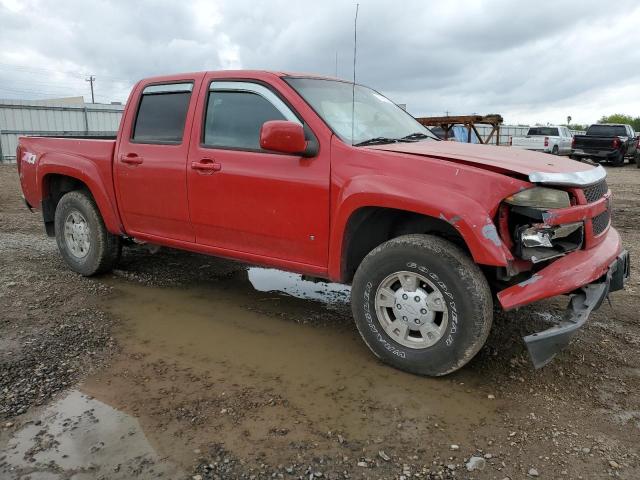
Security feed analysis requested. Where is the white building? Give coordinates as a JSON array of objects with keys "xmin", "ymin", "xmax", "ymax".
[{"xmin": 0, "ymin": 97, "xmax": 124, "ymax": 163}]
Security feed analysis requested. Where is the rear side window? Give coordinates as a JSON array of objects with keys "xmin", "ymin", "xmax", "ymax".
[
  {"xmin": 132, "ymin": 83, "xmax": 193, "ymax": 143},
  {"xmin": 203, "ymin": 91, "xmax": 286, "ymax": 149}
]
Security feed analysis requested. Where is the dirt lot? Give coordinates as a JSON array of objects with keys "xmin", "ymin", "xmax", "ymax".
[{"xmin": 0, "ymin": 163, "xmax": 638, "ymax": 479}]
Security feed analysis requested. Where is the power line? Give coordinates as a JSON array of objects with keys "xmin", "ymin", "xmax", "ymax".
[{"xmin": 0, "ymin": 62, "xmax": 131, "ymax": 83}]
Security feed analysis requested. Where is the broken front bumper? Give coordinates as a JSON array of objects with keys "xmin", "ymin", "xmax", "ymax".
[
  {"xmin": 496, "ymin": 227, "xmax": 630, "ymax": 368},
  {"xmin": 524, "ymin": 249, "xmax": 629, "ymax": 368}
]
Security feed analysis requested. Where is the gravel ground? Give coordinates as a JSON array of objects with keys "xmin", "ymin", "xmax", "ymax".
[{"xmin": 0, "ymin": 163, "xmax": 639, "ymax": 479}]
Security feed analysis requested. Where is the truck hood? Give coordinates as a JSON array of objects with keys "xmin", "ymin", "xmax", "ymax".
[{"xmin": 368, "ymin": 141, "xmax": 605, "ymax": 187}]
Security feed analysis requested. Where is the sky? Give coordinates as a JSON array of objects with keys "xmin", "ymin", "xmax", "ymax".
[{"xmin": 1, "ymin": 0, "xmax": 639, "ymax": 126}]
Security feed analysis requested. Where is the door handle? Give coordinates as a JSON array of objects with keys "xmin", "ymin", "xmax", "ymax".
[
  {"xmin": 191, "ymin": 160, "xmax": 221, "ymax": 172},
  {"xmin": 120, "ymin": 153, "xmax": 144, "ymax": 165}
]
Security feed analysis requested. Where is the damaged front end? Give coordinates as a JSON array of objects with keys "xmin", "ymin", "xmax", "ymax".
[
  {"xmin": 524, "ymin": 250, "xmax": 629, "ymax": 368},
  {"xmin": 496, "ymin": 169, "xmax": 629, "ymax": 368},
  {"xmin": 503, "ymin": 186, "xmax": 584, "ymax": 263}
]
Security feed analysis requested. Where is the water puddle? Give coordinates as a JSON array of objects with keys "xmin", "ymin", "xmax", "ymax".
[
  {"xmin": 0, "ymin": 390, "xmax": 183, "ymax": 479},
  {"xmin": 79, "ymin": 267, "xmax": 494, "ymax": 464},
  {"xmin": 247, "ymin": 267, "xmax": 351, "ymax": 304}
]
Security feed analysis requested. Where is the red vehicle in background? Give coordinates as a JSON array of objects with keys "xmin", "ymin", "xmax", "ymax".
[{"xmin": 17, "ymin": 71, "xmax": 629, "ymax": 375}]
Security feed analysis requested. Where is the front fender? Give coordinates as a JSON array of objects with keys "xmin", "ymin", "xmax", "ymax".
[
  {"xmin": 328, "ymin": 175, "xmax": 515, "ymax": 281},
  {"xmin": 37, "ymin": 152, "xmax": 123, "ymax": 234}
]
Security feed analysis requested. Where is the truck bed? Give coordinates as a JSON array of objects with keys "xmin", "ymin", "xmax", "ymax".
[{"xmin": 18, "ymin": 136, "xmax": 117, "ymax": 211}]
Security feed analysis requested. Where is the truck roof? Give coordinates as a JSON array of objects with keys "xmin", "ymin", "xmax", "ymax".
[{"xmin": 138, "ymin": 70, "xmax": 343, "ymax": 85}]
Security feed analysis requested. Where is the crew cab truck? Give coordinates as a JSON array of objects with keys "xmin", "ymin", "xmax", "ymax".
[
  {"xmin": 571, "ymin": 123, "xmax": 640, "ymax": 167},
  {"xmin": 510, "ymin": 126, "xmax": 573, "ymax": 155},
  {"xmin": 17, "ymin": 71, "xmax": 630, "ymax": 376}
]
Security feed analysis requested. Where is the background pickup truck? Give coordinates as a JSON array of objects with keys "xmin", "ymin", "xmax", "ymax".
[
  {"xmin": 16, "ymin": 70, "xmax": 629, "ymax": 375},
  {"xmin": 571, "ymin": 123, "xmax": 640, "ymax": 167},
  {"xmin": 510, "ymin": 126, "xmax": 573, "ymax": 155}
]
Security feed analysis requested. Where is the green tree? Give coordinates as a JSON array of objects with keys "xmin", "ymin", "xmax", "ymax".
[{"xmin": 598, "ymin": 114, "xmax": 640, "ymax": 132}]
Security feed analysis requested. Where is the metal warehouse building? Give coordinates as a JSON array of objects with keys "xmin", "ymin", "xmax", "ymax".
[{"xmin": 0, "ymin": 97, "xmax": 124, "ymax": 163}]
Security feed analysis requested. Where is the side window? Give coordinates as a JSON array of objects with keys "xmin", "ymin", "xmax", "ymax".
[
  {"xmin": 132, "ymin": 83, "xmax": 193, "ymax": 143},
  {"xmin": 203, "ymin": 82, "xmax": 300, "ymax": 150}
]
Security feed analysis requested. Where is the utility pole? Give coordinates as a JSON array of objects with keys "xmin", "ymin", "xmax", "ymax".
[{"xmin": 85, "ymin": 75, "xmax": 95, "ymax": 104}]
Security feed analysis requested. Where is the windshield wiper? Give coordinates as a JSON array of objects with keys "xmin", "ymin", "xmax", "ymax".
[
  {"xmin": 353, "ymin": 137, "xmax": 399, "ymax": 147},
  {"xmin": 399, "ymin": 132, "xmax": 431, "ymax": 141}
]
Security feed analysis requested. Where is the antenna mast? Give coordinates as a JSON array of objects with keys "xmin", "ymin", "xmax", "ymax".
[{"xmin": 351, "ymin": 3, "xmax": 359, "ymax": 144}]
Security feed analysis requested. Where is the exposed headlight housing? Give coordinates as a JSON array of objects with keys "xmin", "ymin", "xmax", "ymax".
[
  {"xmin": 505, "ymin": 187, "xmax": 570, "ymax": 210},
  {"xmin": 516, "ymin": 222, "xmax": 584, "ymax": 263}
]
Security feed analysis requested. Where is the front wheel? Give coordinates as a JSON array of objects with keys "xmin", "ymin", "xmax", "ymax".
[
  {"xmin": 54, "ymin": 190, "xmax": 122, "ymax": 276},
  {"xmin": 351, "ymin": 234, "xmax": 493, "ymax": 376}
]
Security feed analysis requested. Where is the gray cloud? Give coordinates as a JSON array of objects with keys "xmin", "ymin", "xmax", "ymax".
[{"xmin": 1, "ymin": 0, "xmax": 639, "ymax": 124}]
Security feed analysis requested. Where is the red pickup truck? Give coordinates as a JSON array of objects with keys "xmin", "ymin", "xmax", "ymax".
[{"xmin": 17, "ymin": 71, "xmax": 629, "ymax": 375}]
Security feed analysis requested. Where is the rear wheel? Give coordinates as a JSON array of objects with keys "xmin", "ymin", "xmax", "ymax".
[
  {"xmin": 351, "ymin": 234, "xmax": 493, "ymax": 376},
  {"xmin": 54, "ymin": 190, "xmax": 121, "ymax": 276},
  {"xmin": 552, "ymin": 145, "xmax": 559, "ymax": 155},
  {"xmin": 610, "ymin": 151, "xmax": 625, "ymax": 167}
]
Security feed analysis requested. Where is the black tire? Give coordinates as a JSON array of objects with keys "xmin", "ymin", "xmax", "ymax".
[
  {"xmin": 351, "ymin": 234, "xmax": 493, "ymax": 376},
  {"xmin": 54, "ymin": 190, "xmax": 121, "ymax": 276},
  {"xmin": 631, "ymin": 152, "xmax": 638, "ymax": 165},
  {"xmin": 551, "ymin": 145, "xmax": 559, "ymax": 155},
  {"xmin": 610, "ymin": 151, "xmax": 625, "ymax": 167}
]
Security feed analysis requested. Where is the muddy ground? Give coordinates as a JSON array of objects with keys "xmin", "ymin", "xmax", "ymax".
[{"xmin": 0, "ymin": 163, "xmax": 638, "ymax": 480}]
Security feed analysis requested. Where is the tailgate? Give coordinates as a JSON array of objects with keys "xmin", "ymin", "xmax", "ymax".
[
  {"xmin": 573, "ymin": 136, "xmax": 614, "ymax": 150},
  {"xmin": 511, "ymin": 136, "xmax": 545, "ymax": 149}
]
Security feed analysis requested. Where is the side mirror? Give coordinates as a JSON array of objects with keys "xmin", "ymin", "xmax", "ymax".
[{"xmin": 260, "ymin": 120, "xmax": 308, "ymax": 155}]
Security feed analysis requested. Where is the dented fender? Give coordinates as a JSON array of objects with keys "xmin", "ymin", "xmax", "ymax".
[{"xmin": 328, "ymin": 174, "xmax": 518, "ymax": 281}]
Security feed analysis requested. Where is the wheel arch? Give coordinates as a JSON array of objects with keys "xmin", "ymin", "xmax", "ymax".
[
  {"xmin": 38, "ymin": 154, "xmax": 123, "ymax": 236},
  {"xmin": 329, "ymin": 183, "xmax": 514, "ymax": 283}
]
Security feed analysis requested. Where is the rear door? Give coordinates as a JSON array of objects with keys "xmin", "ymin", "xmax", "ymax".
[
  {"xmin": 560, "ymin": 127, "xmax": 572, "ymax": 154},
  {"xmin": 114, "ymin": 77, "xmax": 202, "ymax": 241},
  {"xmin": 186, "ymin": 79, "xmax": 330, "ymax": 267},
  {"xmin": 626, "ymin": 126, "xmax": 637, "ymax": 154}
]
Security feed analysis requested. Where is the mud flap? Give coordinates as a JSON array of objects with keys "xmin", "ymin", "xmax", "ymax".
[{"xmin": 523, "ymin": 250, "xmax": 629, "ymax": 369}]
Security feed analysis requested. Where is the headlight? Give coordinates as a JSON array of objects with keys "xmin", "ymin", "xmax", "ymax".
[{"xmin": 504, "ymin": 187, "xmax": 570, "ymax": 209}]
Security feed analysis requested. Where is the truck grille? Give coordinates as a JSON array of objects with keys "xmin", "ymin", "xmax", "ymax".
[
  {"xmin": 592, "ymin": 207, "xmax": 610, "ymax": 235},
  {"xmin": 582, "ymin": 180, "xmax": 608, "ymax": 203}
]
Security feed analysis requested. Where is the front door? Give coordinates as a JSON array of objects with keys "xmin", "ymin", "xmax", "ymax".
[
  {"xmin": 114, "ymin": 79, "xmax": 202, "ymax": 242},
  {"xmin": 187, "ymin": 80, "xmax": 330, "ymax": 267}
]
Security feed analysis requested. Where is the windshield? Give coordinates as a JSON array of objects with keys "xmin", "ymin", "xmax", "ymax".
[
  {"xmin": 586, "ymin": 125, "xmax": 627, "ymax": 137},
  {"xmin": 527, "ymin": 127, "xmax": 559, "ymax": 136},
  {"xmin": 285, "ymin": 77, "xmax": 438, "ymax": 145}
]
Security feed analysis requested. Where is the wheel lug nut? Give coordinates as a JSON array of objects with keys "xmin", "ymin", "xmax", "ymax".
[
  {"xmin": 414, "ymin": 319, "xmax": 420, "ymax": 324},
  {"xmin": 420, "ymin": 308, "xmax": 427, "ymax": 314},
  {"xmin": 402, "ymin": 316, "xmax": 408, "ymax": 321},
  {"xmin": 414, "ymin": 296, "xmax": 420, "ymax": 302},
  {"xmin": 397, "ymin": 304, "xmax": 402, "ymax": 309},
  {"xmin": 402, "ymin": 294, "xmax": 408, "ymax": 300}
]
